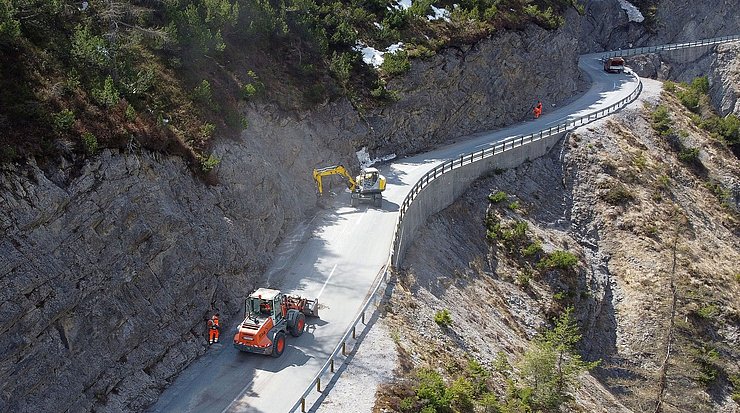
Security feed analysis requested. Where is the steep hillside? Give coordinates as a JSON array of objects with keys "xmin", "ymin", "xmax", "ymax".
[{"xmin": 356, "ymin": 78, "xmax": 739, "ymax": 412}]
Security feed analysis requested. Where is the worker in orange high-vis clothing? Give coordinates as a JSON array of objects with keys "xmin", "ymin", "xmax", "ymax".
[
  {"xmin": 533, "ymin": 101, "xmax": 543, "ymax": 119},
  {"xmin": 207, "ymin": 313, "xmax": 220, "ymax": 344}
]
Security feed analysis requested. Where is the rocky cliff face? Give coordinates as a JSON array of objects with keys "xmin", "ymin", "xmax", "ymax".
[
  {"xmin": 0, "ymin": 20, "xmax": 582, "ymax": 413},
  {"xmin": 652, "ymin": 0, "xmax": 740, "ymax": 44},
  {"xmin": 364, "ymin": 22, "xmax": 583, "ymax": 156},
  {"xmin": 709, "ymin": 43, "xmax": 740, "ymax": 116}
]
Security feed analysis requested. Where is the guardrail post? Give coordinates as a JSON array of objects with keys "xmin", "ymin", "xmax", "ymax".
[
  {"xmin": 352, "ymin": 326, "xmax": 356, "ymax": 339},
  {"xmin": 342, "ymin": 342, "xmax": 346, "ymax": 356},
  {"xmin": 317, "ymin": 378, "xmax": 321, "ymax": 392},
  {"xmin": 301, "ymin": 398, "xmax": 306, "ymax": 413},
  {"xmin": 361, "ymin": 312, "xmax": 365, "ymax": 324},
  {"xmin": 330, "ymin": 358, "xmax": 335, "ymax": 373}
]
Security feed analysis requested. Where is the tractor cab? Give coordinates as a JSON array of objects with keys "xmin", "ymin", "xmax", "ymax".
[{"xmin": 246, "ymin": 288, "xmax": 284, "ymax": 322}]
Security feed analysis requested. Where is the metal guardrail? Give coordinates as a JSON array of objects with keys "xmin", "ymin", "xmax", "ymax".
[
  {"xmin": 288, "ymin": 34, "xmax": 740, "ymax": 413},
  {"xmin": 602, "ymin": 34, "xmax": 740, "ymax": 59},
  {"xmin": 289, "ymin": 263, "xmax": 391, "ymax": 413}
]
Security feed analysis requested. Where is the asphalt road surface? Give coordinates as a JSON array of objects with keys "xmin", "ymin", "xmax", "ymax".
[{"xmin": 149, "ymin": 52, "xmax": 637, "ymax": 413}]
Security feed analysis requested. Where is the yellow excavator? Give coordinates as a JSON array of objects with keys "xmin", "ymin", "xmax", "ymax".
[{"xmin": 312, "ymin": 165, "xmax": 386, "ymax": 207}]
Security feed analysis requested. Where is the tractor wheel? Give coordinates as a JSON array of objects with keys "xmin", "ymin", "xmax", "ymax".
[
  {"xmin": 374, "ymin": 196, "xmax": 382, "ymax": 208},
  {"xmin": 271, "ymin": 331, "xmax": 286, "ymax": 358},
  {"xmin": 289, "ymin": 313, "xmax": 305, "ymax": 337},
  {"xmin": 350, "ymin": 196, "xmax": 357, "ymax": 207}
]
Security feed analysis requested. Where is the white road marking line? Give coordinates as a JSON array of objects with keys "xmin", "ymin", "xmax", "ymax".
[{"xmin": 317, "ymin": 264, "xmax": 337, "ymax": 299}]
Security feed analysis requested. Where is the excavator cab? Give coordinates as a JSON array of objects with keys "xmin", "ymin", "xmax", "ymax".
[{"xmin": 312, "ymin": 164, "xmax": 386, "ymax": 208}]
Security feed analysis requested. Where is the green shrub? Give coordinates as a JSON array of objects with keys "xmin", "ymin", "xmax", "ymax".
[
  {"xmin": 522, "ymin": 241, "xmax": 542, "ymax": 257},
  {"xmin": 125, "ymin": 104, "xmax": 136, "ymax": 121},
  {"xmin": 485, "ymin": 213, "xmax": 501, "ymax": 240},
  {"xmin": 678, "ymin": 89, "xmax": 701, "ymax": 112},
  {"xmin": 676, "ymin": 77, "xmax": 708, "ymax": 113},
  {"xmin": 500, "ymin": 221, "xmax": 528, "ymax": 245},
  {"xmin": 516, "ymin": 270, "xmax": 531, "ymax": 288},
  {"xmin": 201, "ymin": 154, "xmax": 220, "ymax": 172},
  {"xmin": 729, "ymin": 374, "xmax": 740, "ymax": 403},
  {"xmin": 0, "ymin": 3, "xmax": 21, "ymax": 41},
  {"xmin": 538, "ymin": 250, "xmax": 579, "ymax": 271},
  {"xmin": 603, "ymin": 183, "xmax": 634, "ymax": 205},
  {"xmin": 678, "ymin": 147, "xmax": 700, "ymax": 164},
  {"xmin": 416, "ymin": 369, "xmax": 451, "ymax": 409},
  {"xmin": 330, "ymin": 51, "xmax": 355, "ymax": 88},
  {"xmin": 656, "ymin": 174, "xmax": 671, "ymax": 190},
  {"xmin": 494, "ymin": 351, "xmax": 512, "ymax": 376},
  {"xmin": 200, "ymin": 123, "xmax": 216, "ymax": 139},
  {"xmin": 701, "ymin": 114, "xmax": 740, "ymax": 146},
  {"xmin": 52, "ymin": 109, "xmax": 75, "ymax": 131},
  {"xmin": 71, "ymin": 24, "xmax": 108, "ymax": 68},
  {"xmin": 691, "ymin": 76, "xmax": 709, "ymax": 94},
  {"xmin": 488, "ymin": 191, "xmax": 507, "ymax": 203},
  {"xmin": 434, "ymin": 309, "xmax": 453, "ymax": 327},
  {"xmin": 652, "ymin": 105, "xmax": 673, "ymax": 136},
  {"xmin": 81, "ymin": 132, "xmax": 98, "ymax": 155},
  {"xmin": 192, "ymin": 80, "xmax": 213, "ymax": 105},
  {"xmin": 400, "ymin": 397, "xmax": 415, "ymax": 411},
  {"xmin": 381, "ymin": 50, "xmax": 411, "ymax": 76},
  {"xmin": 448, "ymin": 377, "xmax": 475, "ymax": 411},
  {"xmin": 663, "ymin": 81, "xmax": 676, "ymax": 93},
  {"xmin": 92, "ymin": 76, "xmax": 120, "ymax": 107},
  {"xmin": 508, "ymin": 201, "xmax": 519, "ymax": 211},
  {"xmin": 695, "ymin": 304, "xmax": 718, "ymax": 319},
  {"xmin": 242, "ymin": 83, "xmax": 257, "ymax": 99}
]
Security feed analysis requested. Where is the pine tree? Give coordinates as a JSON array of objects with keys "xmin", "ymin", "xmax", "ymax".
[{"xmin": 516, "ymin": 307, "xmax": 600, "ymax": 410}]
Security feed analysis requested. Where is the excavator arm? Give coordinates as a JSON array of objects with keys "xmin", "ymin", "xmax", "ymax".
[{"xmin": 312, "ymin": 165, "xmax": 357, "ymax": 195}]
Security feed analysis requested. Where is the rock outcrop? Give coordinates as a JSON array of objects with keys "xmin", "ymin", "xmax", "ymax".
[
  {"xmin": 709, "ymin": 42, "xmax": 740, "ymax": 116},
  {"xmin": 365, "ymin": 22, "xmax": 583, "ymax": 156}
]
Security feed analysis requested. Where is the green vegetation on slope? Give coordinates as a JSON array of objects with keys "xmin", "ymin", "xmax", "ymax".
[
  {"xmin": 0, "ymin": 0, "xmax": 581, "ymax": 171},
  {"xmin": 384, "ymin": 309, "xmax": 597, "ymax": 412}
]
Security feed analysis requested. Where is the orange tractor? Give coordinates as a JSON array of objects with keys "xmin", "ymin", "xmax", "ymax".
[{"xmin": 233, "ymin": 288, "xmax": 319, "ymax": 357}]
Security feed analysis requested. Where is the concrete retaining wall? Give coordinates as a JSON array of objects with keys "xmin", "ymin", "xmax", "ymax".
[{"xmin": 393, "ymin": 131, "xmax": 566, "ymax": 266}]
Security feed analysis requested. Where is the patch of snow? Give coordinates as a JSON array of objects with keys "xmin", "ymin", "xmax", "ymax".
[
  {"xmin": 617, "ymin": 0, "xmax": 645, "ymax": 23},
  {"xmin": 428, "ymin": 5, "xmax": 450, "ymax": 21},
  {"xmin": 386, "ymin": 42, "xmax": 404, "ymax": 53},
  {"xmin": 397, "ymin": 0, "xmax": 412, "ymax": 9},
  {"xmin": 355, "ymin": 44, "xmax": 385, "ymax": 67},
  {"xmin": 373, "ymin": 22, "xmax": 382, "ymax": 29},
  {"xmin": 354, "ymin": 42, "xmax": 405, "ymax": 67},
  {"xmin": 356, "ymin": 147, "xmax": 397, "ymax": 169}
]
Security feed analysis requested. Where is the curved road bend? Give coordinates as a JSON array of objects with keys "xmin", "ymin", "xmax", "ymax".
[{"xmin": 149, "ymin": 52, "xmax": 636, "ymax": 413}]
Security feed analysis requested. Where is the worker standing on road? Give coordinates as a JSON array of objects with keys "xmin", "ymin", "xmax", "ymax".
[
  {"xmin": 208, "ymin": 313, "xmax": 220, "ymax": 344},
  {"xmin": 533, "ymin": 101, "xmax": 543, "ymax": 119}
]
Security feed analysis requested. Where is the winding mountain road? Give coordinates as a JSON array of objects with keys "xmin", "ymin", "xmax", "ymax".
[{"xmin": 148, "ymin": 44, "xmax": 698, "ymax": 413}]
